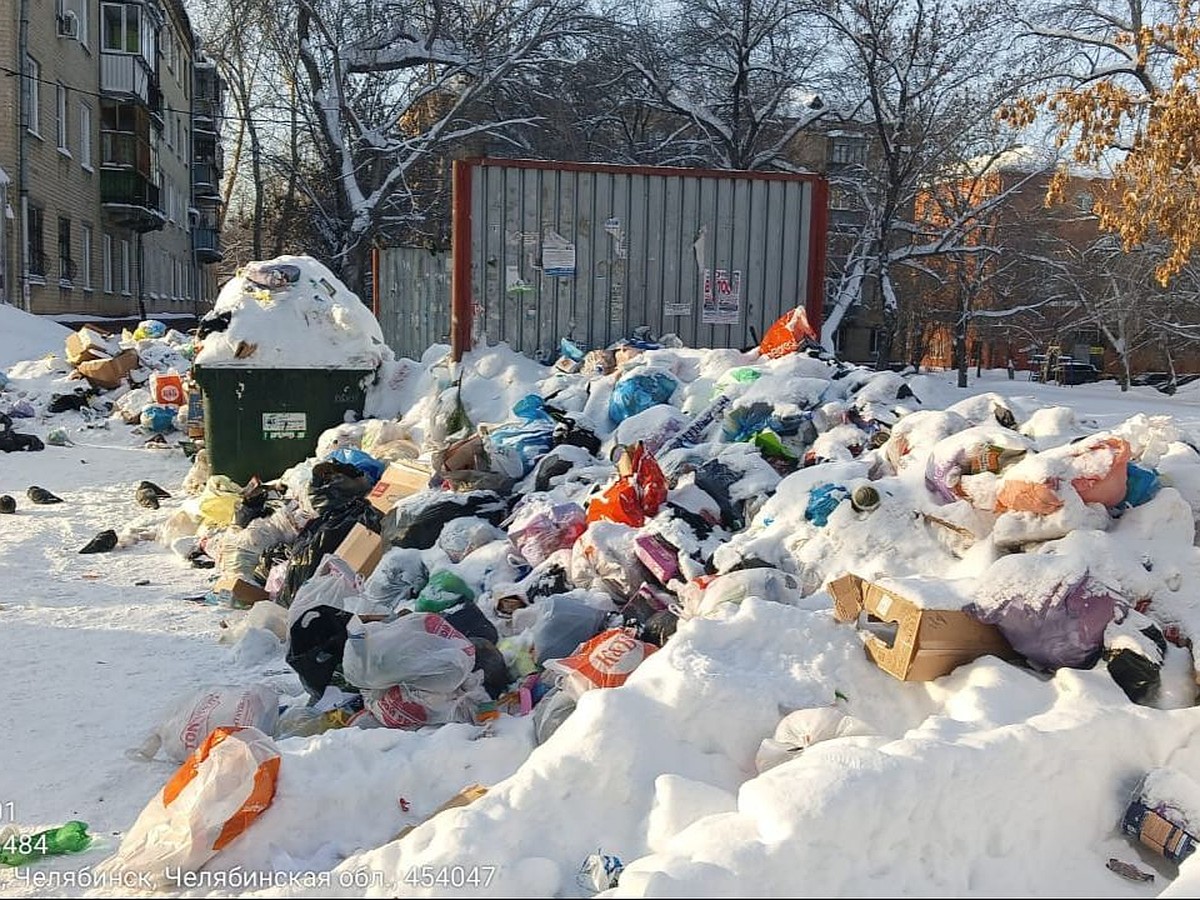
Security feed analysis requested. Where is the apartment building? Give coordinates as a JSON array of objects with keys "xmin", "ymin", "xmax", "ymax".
[{"xmin": 0, "ymin": 0, "xmax": 224, "ymax": 320}]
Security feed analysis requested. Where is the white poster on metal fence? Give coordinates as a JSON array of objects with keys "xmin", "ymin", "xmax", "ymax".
[
  {"xmin": 702, "ymin": 268, "xmax": 741, "ymax": 324},
  {"xmin": 542, "ymin": 230, "xmax": 576, "ymax": 277}
]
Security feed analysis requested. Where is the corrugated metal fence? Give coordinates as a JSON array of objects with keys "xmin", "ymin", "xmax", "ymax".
[
  {"xmin": 376, "ymin": 160, "xmax": 827, "ymax": 363},
  {"xmin": 463, "ymin": 159, "xmax": 826, "ymax": 361},
  {"xmin": 375, "ymin": 246, "xmax": 451, "ymax": 362}
]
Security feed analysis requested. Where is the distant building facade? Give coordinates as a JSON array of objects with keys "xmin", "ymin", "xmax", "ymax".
[{"xmin": 0, "ymin": 0, "xmax": 224, "ymax": 320}]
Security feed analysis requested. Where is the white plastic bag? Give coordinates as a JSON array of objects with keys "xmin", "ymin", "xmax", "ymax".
[
  {"xmin": 342, "ymin": 613, "xmax": 475, "ymax": 692},
  {"xmin": 570, "ymin": 522, "xmax": 651, "ymax": 602},
  {"xmin": 363, "ymin": 547, "xmax": 428, "ymax": 611},
  {"xmin": 674, "ymin": 568, "xmax": 801, "ymax": 620},
  {"xmin": 755, "ymin": 707, "xmax": 874, "ymax": 773},
  {"xmin": 286, "ymin": 555, "xmax": 365, "ymax": 631},
  {"xmin": 362, "ymin": 674, "xmax": 488, "ymax": 729},
  {"xmin": 131, "ymin": 684, "xmax": 280, "ymax": 763},
  {"xmin": 97, "ymin": 726, "xmax": 281, "ymax": 888}
]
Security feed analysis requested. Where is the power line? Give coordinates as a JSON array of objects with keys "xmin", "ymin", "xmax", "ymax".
[{"xmin": 0, "ymin": 62, "xmax": 323, "ymax": 129}]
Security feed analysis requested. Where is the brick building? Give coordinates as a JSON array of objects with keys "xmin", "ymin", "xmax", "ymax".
[{"xmin": 0, "ymin": 0, "xmax": 224, "ymax": 321}]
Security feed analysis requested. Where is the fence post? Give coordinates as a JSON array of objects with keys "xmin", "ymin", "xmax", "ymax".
[{"xmin": 450, "ymin": 159, "xmax": 473, "ymax": 362}]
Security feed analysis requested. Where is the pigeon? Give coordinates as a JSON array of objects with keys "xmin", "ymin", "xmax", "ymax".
[
  {"xmin": 135, "ymin": 480, "xmax": 171, "ymax": 509},
  {"xmin": 27, "ymin": 486, "xmax": 63, "ymax": 504},
  {"xmin": 79, "ymin": 529, "xmax": 119, "ymax": 554},
  {"xmin": 0, "ymin": 495, "xmax": 15, "ymax": 514}
]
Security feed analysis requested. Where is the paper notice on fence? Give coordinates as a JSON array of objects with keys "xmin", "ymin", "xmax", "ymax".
[
  {"xmin": 664, "ymin": 298, "xmax": 692, "ymax": 316},
  {"xmin": 542, "ymin": 230, "xmax": 576, "ymax": 278},
  {"xmin": 702, "ymin": 269, "xmax": 741, "ymax": 325}
]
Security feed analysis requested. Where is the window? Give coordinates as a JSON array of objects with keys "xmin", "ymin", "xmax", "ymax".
[
  {"xmin": 27, "ymin": 206, "xmax": 46, "ymax": 279},
  {"xmin": 58, "ymin": 217, "xmax": 73, "ymax": 284},
  {"xmin": 120, "ymin": 238, "xmax": 130, "ymax": 294},
  {"xmin": 102, "ymin": 234, "xmax": 113, "ymax": 292},
  {"xmin": 24, "ymin": 56, "xmax": 40, "ymax": 135},
  {"xmin": 79, "ymin": 103, "xmax": 92, "ymax": 169},
  {"xmin": 832, "ymin": 138, "xmax": 867, "ymax": 166},
  {"xmin": 56, "ymin": 84, "xmax": 69, "ymax": 153},
  {"xmin": 81, "ymin": 224, "xmax": 93, "ymax": 289},
  {"xmin": 102, "ymin": 3, "xmax": 139, "ymax": 53},
  {"xmin": 75, "ymin": 0, "xmax": 90, "ymax": 47}
]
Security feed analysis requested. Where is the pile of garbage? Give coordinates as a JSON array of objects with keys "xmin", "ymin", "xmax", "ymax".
[
  {"xmin": 75, "ymin": 295, "xmax": 1200, "ymax": 885},
  {"xmin": 0, "ymin": 317, "xmax": 200, "ymax": 451}
]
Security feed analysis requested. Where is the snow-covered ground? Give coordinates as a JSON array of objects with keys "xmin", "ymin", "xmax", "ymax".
[{"xmin": 6, "ymin": 303, "xmax": 1200, "ymax": 899}]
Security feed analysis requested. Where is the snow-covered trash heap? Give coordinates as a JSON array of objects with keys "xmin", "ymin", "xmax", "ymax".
[
  {"xmin": 192, "ymin": 255, "xmax": 389, "ymax": 370},
  {"xmin": 157, "ymin": 304, "xmax": 1200, "ymax": 770}
]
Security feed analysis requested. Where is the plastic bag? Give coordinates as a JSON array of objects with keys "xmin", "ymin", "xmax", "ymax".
[
  {"xmin": 131, "ymin": 684, "xmax": 280, "ymax": 763},
  {"xmin": 414, "ymin": 571, "xmax": 476, "ymax": 613},
  {"xmin": 996, "ymin": 435, "xmax": 1132, "ymax": 514},
  {"xmin": 381, "ymin": 491, "xmax": 508, "ymax": 551},
  {"xmin": 586, "ymin": 443, "xmax": 668, "ymax": 528},
  {"xmin": 132, "ymin": 319, "xmax": 168, "ymax": 340},
  {"xmin": 570, "ymin": 522, "xmax": 652, "ymax": 602},
  {"xmin": 608, "ymin": 370, "xmax": 678, "ymax": 424},
  {"xmin": 308, "ymin": 460, "xmax": 373, "ymax": 515},
  {"xmin": 438, "ymin": 516, "xmax": 505, "ymax": 563},
  {"xmin": 532, "ymin": 686, "xmax": 578, "ymax": 744},
  {"xmin": 197, "ymin": 476, "xmax": 243, "ymax": 527},
  {"xmin": 968, "ymin": 555, "xmax": 1123, "ymax": 670},
  {"xmin": 544, "ymin": 628, "xmax": 656, "ymax": 697},
  {"xmin": 362, "ymin": 677, "xmax": 488, "ymax": 729},
  {"xmin": 923, "ymin": 426, "xmax": 1032, "ymax": 505},
  {"xmin": 363, "ymin": 547, "xmax": 428, "ymax": 611},
  {"xmin": 676, "ymin": 568, "xmax": 802, "ymax": 620},
  {"xmin": 755, "ymin": 707, "xmax": 874, "ymax": 774},
  {"xmin": 758, "ymin": 307, "xmax": 817, "ymax": 359},
  {"xmin": 325, "ymin": 447, "xmax": 386, "ymax": 486},
  {"xmin": 805, "ymin": 483, "xmax": 850, "ymax": 527},
  {"xmin": 485, "ymin": 420, "xmax": 556, "ymax": 479},
  {"xmin": 287, "ymin": 555, "xmax": 365, "ymax": 630},
  {"xmin": 97, "ymin": 727, "xmax": 280, "ymax": 888},
  {"xmin": 507, "ymin": 500, "xmax": 587, "ymax": 566},
  {"xmin": 342, "ymin": 613, "xmax": 475, "ymax": 692},
  {"xmin": 513, "ymin": 596, "xmax": 609, "ymax": 664},
  {"xmin": 140, "ymin": 404, "xmax": 178, "ymax": 434}
]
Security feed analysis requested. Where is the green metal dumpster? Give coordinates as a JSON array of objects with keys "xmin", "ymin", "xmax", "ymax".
[{"xmin": 191, "ymin": 366, "xmax": 374, "ymax": 485}]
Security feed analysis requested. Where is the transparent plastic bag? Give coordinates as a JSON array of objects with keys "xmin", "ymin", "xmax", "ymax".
[
  {"xmin": 130, "ymin": 684, "xmax": 280, "ymax": 763},
  {"xmin": 342, "ymin": 613, "xmax": 475, "ymax": 692}
]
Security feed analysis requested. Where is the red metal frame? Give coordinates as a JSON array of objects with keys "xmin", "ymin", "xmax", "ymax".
[
  {"xmin": 450, "ymin": 157, "xmax": 831, "ymax": 358},
  {"xmin": 450, "ymin": 159, "xmax": 473, "ymax": 362},
  {"xmin": 806, "ymin": 178, "xmax": 829, "ymax": 337}
]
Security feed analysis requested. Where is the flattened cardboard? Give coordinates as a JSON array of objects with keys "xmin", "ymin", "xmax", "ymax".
[
  {"xmin": 76, "ymin": 349, "xmax": 141, "ymax": 390},
  {"xmin": 829, "ymin": 573, "xmax": 1014, "ymax": 682},
  {"xmin": 367, "ymin": 460, "xmax": 433, "ymax": 513},
  {"xmin": 65, "ymin": 327, "xmax": 118, "ymax": 365},
  {"xmin": 393, "ymin": 784, "xmax": 488, "ymax": 841},
  {"xmin": 334, "ymin": 523, "xmax": 384, "ymax": 577},
  {"xmin": 208, "ymin": 574, "xmax": 270, "ymax": 609}
]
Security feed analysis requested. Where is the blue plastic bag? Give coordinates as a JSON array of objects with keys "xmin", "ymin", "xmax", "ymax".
[
  {"xmin": 326, "ymin": 446, "xmax": 387, "ymax": 486},
  {"xmin": 513, "ymin": 394, "xmax": 555, "ymax": 423},
  {"xmin": 1123, "ymin": 462, "xmax": 1161, "ymax": 508},
  {"xmin": 805, "ymin": 483, "xmax": 849, "ymax": 527},
  {"xmin": 487, "ymin": 421, "xmax": 556, "ymax": 478},
  {"xmin": 560, "ymin": 338, "xmax": 585, "ymax": 362},
  {"xmin": 139, "ymin": 404, "xmax": 177, "ymax": 434},
  {"xmin": 133, "ymin": 320, "xmax": 167, "ymax": 340},
  {"xmin": 608, "ymin": 371, "xmax": 678, "ymax": 424}
]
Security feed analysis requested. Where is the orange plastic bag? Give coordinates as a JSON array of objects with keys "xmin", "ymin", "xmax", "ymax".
[
  {"xmin": 996, "ymin": 436, "xmax": 1132, "ymax": 514},
  {"xmin": 586, "ymin": 443, "xmax": 667, "ymax": 527},
  {"xmin": 544, "ymin": 627, "xmax": 657, "ymax": 694},
  {"xmin": 97, "ymin": 726, "xmax": 280, "ymax": 887},
  {"xmin": 758, "ymin": 308, "xmax": 817, "ymax": 359}
]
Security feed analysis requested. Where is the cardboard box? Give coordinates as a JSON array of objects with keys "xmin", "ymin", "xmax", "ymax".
[
  {"xmin": 65, "ymin": 327, "xmax": 118, "ymax": 365},
  {"xmin": 334, "ymin": 523, "xmax": 384, "ymax": 577},
  {"xmin": 367, "ymin": 460, "xmax": 433, "ymax": 513},
  {"xmin": 393, "ymin": 784, "xmax": 488, "ymax": 841},
  {"xmin": 207, "ymin": 574, "xmax": 271, "ymax": 609},
  {"xmin": 829, "ymin": 573, "xmax": 1014, "ymax": 682},
  {"xmin": 76, "ymin": 349, "xmax": 141, "ymax": 390}
]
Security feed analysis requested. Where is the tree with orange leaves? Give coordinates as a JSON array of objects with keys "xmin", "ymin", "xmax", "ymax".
[{"xmin": 1004, "ymin": 0, "xmax": 1200, "ymax": 286}]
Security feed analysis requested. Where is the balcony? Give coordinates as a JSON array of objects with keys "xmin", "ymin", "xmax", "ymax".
[
  {"xmin": 192, "ymin": 161, "xmax": 222, "ymax": 200},
  {"xmin": 100, "ymin": 170, "xmax": 165, "ymax": 233},
  {"xmin": 101, "ymin": 51, "xmax": 151, "ymax": 101},
  {"xmin": 193, "ymin": 226, "xmax": 223, "ymax": 264},
  {"xmin": 193, "ymin": 97, "xmax": 221, "ymax": 132}
]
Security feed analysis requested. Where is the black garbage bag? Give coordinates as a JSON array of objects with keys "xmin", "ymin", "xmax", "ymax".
[
  {"xmin": 287, "ymin": 604, "xmax": 356, "ymax": 701},
  {"xmin": 1106, "ymin": 621, "xmax": 1168, "ymax": 704},
  {"xmin": 444, "ymin": 601, "xmax": 500, "ymax": 644},
  {"xmin": 0, "ymin": 414, "xmax": 44, "ymax": 452},
  {"xmin": 197, "ymin": 309, "xmax": 232, "ymax": 338},
  {"xmin": 253, "ymin": 540, "xmax": 292, "ymax": 587},
  {"xmin": 380, "ymin": 490, "xmax": 508, "ymax": 550},
  {"xmin": 692, "ymin": 460, "xmax": 743, "ymax": 529},
  {"xmin": 470, "ymin": 637, "xmax": 511, "ymax": 699},
  {"xmin": 308, "ymin": 460, "xmax": 373, "ymax": 515},
  {"xmin": 278, "ymin": 498, "xmax": 381, "ymax": 607},
  {"xmin": 47, "ymin": 390, "xmax": 96, "ymax": 414}
]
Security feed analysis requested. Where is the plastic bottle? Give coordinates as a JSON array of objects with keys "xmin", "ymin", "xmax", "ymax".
[{"xmin": 0, "ymin": 821, "xmax": 91, "ymax": 866}]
